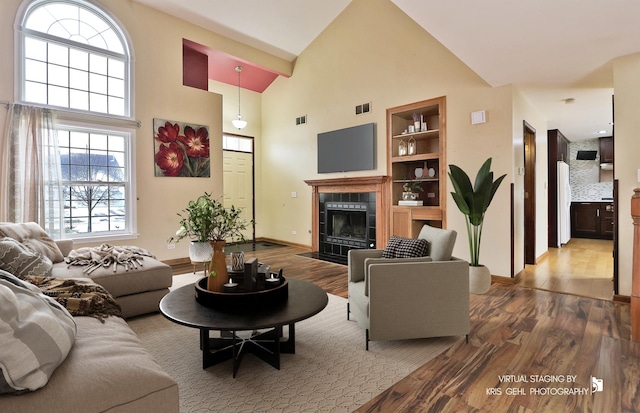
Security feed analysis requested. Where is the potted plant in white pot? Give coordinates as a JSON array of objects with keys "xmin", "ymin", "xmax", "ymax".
[
  {"xmin": 168, "ymin": 192, "xmax": 250, "ymax": 291},
  {"xmin": 168, "ymin": 193, "xmax": 216, "ymax": 263},
  {"xmin": 448, "ymin": 158, "xmax": 506, "ymax": 294}
]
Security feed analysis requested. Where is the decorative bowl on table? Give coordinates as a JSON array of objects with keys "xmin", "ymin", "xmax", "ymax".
[{"xmin": 194, "ymin": 276, "xmax": 288, "ymax": 312}]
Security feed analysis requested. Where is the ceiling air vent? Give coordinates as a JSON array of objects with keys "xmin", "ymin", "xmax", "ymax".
[{"xmin": 576, "ymin": 150, "xmax": 597, "ymax": 160}]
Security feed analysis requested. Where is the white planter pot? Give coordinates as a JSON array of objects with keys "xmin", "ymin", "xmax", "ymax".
[
  {"xmin": 469, "ymin": 265, "xmax": 491, "ymax": 294},
  {"xmin": 402, "ymin": 192, "xmax": 418, "ymax": 200},
  {"xmin": 189, "ymin": 241, "xmax": 213, "ymax": 262}
]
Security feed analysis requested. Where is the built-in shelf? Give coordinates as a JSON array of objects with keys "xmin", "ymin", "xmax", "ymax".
[
  {"xmin": 387, "ymin": 96, "xmax": 447, "ymax": 237},
  {"xmin": 392, "ymin": 129, "xmax": 440, "ymax": 140}
]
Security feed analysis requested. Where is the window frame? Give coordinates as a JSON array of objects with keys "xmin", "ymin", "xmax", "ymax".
[
  {"xmin": 54, "ymin": 119, "xmax": 138, "ymax": 243},
  {"xmin": 16, "ymin": 0, "xmax": 138, "ymax": 242}
]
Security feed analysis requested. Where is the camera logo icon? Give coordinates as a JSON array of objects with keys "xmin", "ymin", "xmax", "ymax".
[{"xmin": 591, "ymin": 376, "xmax": 604, "ymax": 394}]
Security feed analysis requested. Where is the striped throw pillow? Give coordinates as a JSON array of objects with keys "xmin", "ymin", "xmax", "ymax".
[{"xmin": 0, "ymin": 270, "xmax": 76, "ymax": 394}]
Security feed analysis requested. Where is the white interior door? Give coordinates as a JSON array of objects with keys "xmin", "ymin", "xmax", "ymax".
[{"xmin": 223, "ymin": 150, "xmax": 253, "ymax": 242}]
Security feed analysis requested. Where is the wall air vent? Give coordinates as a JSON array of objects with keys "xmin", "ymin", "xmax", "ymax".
[
  {"xmin": 576, "ymin": 150, "xmax": 597, "ymax": 160},
  {"xmin": 295, "ymin": 115, "xmax": 307, "ymax": 125},
  {"xmin": 355, "ymin": 102, "xmax": 371, "ymax": 115}
]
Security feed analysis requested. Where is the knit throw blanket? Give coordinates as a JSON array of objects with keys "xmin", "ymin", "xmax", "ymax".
[
  {"xmin": 24, "ymin": 275, "xmax": 122, "ymax": 322},
  {"xmin": 65, "ymin": 243, "xmax": 155, "ymax": 274}
]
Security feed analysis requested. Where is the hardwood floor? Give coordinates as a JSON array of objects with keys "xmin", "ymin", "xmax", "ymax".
[
  {"xmin": 519, "ymin": 238, "xmax": 614, "ymax": 301},
  {"xmin": 169, "ymin": 245, "xmax": 638, "ymax": 412}
]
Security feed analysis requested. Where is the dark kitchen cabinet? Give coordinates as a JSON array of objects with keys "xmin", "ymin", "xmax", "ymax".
[
  {"xmin": 549, "ymin": 129, "xmax": 569, "ymax": 162},
  {"xmin": 599, "ymin": 136, "xmax": 614, "ymax": 164},
  {"xmin": 600, "ymin": 203, "xmax": 614, "ymax": 237},
  {"xmin": 571, "ymin": 202, "xmax": 613, "ymax": 240}
]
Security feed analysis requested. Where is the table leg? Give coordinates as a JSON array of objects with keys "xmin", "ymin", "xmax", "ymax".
[
  {"xmin": 279, "ymin": 323, "xmax": 296, "ymax": 354},
  {"xmin": 199, "ymin": 324, "xmax": 297, "ymax": 377}
]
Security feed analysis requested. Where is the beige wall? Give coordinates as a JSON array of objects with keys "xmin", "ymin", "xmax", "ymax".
[
  {"xmin": 0, "ymin": 0, "xmax": 282, "ymax": 262},
  {"xmin": 5, "ymin": 0, "xmax": 601, "ymax": 285},
  {"xmin": 260, "ymin": 0, "xmax": 524, "ymax": 277},
  {"xmin": 613, "ymin": 53, "xmax": 640, "ymax": 296}
]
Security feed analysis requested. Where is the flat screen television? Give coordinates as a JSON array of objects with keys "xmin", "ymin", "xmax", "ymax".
[{"xmin": 317, "ymin": 123, "xmax": 376, "ymax": 173}]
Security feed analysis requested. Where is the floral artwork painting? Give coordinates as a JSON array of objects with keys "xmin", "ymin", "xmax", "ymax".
[{"xmin": 154, "ymin": 118, "xmax": 210, "ymax": 177}]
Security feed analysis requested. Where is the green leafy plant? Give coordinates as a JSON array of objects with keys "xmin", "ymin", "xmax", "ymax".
[
  {"xmin": 402, "ymin": 181, "xmax": 424, "ymax": 193},
  {"xmin": 167, "ymin": 192, "xmax": 251, "ymax": 243},
  {"xmin": 448, "ymin": 158, "xmax": 506, "ymax": 267}
]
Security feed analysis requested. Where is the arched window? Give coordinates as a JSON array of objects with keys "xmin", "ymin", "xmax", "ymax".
[
  {"xmin": 15, "ymin": 0, "xmax": 136, "ymax": 241},
  {"xmin": 19, "ymin": 0, "xmax": 131, "ymax": 116}
]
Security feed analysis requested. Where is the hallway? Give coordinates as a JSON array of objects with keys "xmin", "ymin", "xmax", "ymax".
[{"xmin": 519, "ymin": 238, "xmax": 614, "ymax": 300}]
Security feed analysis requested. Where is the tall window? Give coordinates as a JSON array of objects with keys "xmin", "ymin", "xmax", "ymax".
[{"xmin": 19, "ymin": 0, "xmax": 135, "ymax": 240}]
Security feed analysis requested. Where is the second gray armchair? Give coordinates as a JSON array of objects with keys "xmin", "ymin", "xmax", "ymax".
[{"xmin": 347, "ymin": 225, "xmax": 470, "ymax": 350}]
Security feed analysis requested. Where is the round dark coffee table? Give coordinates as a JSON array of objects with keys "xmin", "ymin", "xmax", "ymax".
[{"xmin": 159, "ymin": 278, "xmax": 328, "ymax": 377}]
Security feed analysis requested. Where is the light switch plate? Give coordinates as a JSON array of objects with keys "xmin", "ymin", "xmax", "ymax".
[{"xmin": 471, "ymin": 110, "xmax": 486, "ymax": 125}]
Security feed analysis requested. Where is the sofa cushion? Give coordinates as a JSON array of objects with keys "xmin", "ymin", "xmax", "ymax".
[
  {"xmin": 381, "ymin": 236, "xmax": 429, "ymax": 259},
  {"xmin": 0, "ymin": 222, "xmax": 64, "ymax": 263},
  {"xmin": 0, "ymin": 237, "xmax": 53, "ymax": 278},
  {"xmin": 0, "ymin": 316, "xmax": 179, "ymax": 413},
  {"xmin": 0, "ymin": 270, "xmax": 76, "ymax": 394},
  {"xmin": 417, "ymin": 225, "xmax": 457, "ymax": 261},
  {"xmin": 54, "ymin": 257, "xmax": 172, "ymax": 298}
]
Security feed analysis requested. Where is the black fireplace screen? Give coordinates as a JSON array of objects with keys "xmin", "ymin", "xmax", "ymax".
[
  {"xmin": 328, "ymin": 210, "xmax": 367, "ymax": 240},
  {"xmin": 324, "ymin": 201, "xmax": 368, "ymax": 245},
  {"xmin": 317, "ymin": 193, "xmax": 376, "ymax": 264}
]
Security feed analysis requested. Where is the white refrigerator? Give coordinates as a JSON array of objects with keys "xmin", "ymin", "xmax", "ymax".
[{"xmin": 557, "ymin": 161, "xmax": 571, "ymax": 246}]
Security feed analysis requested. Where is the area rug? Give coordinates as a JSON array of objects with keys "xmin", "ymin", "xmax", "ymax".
[{"xmin": 128, "ymin": 275, "xmax": 460, "ymax": 412}]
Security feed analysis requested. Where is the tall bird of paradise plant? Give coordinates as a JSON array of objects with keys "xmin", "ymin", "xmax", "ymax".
[{"xmin": 448, "ymin": 158, "xmax": 506, "ymax": 267}]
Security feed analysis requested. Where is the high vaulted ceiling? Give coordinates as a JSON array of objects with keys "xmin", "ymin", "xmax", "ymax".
[{"xmin": 133, "ymin": 0, "xmax": 640, "ymax": 142}]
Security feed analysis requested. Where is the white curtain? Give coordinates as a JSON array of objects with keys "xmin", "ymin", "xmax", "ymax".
[{"xmin": 0, "ymin": 104, "xmax": 63, "ymax": 238}]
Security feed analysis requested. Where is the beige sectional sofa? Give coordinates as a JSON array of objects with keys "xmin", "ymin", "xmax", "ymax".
[
  {"xmin": 0, "ymin": 222, "xmax": 173, "ymax": 318},
  {"xmin": 53, "ymin": 238, "xmax": 173, "ymax": 318},
  {"xmin": 0, "ymin": 222, "xmax": 179, "ymax": 411}
]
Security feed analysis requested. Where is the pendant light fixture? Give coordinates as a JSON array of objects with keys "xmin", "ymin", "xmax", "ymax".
[{"xmin": 231, "ymin": 65, "xmax": 247, "ymax": 130}]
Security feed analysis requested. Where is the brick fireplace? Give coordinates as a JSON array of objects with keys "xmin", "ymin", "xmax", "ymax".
[{"xmin": 304, "ymin": 176, "xmax": 388, "ymax": 264}]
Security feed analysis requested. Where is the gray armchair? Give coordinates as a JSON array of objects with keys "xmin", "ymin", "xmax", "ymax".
[{"xmin": 347, "ymin": 225, "xmax": 470, "ymax": 350}]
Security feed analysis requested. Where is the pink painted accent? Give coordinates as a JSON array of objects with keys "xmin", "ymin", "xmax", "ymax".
[
  {"xmin": 183, "ymin": 39, "xmax": 288, "ymax": 93},
  {"xmin": 183, "ymin": 44, "xmax": 209, "ymax": 91}
]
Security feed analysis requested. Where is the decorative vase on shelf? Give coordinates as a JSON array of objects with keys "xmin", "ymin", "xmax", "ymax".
[
  {"xmin": 189, "ymin": 241, "xmax": 213, "ymax": 263},
  {"xmin": 207, "ymin": 240, "xmax": 228, "ymax": 292},
  {"xmin": 402, "ymin": 192, "xmax": 418, "ymax": 201}
]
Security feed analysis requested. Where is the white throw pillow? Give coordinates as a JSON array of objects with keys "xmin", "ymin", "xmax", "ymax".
[{"xmin": 0, "ymin": 270, "xmax": 76, "ymax": 394}]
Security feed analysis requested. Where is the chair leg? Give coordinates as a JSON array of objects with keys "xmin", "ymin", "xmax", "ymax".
[
  {"xmin": 366, "ymin": 329, "xmax": 369, "ymax": 351},
  {"xmin": 347, "ymin": 302, "xmax": 350, "ymax": 320}
]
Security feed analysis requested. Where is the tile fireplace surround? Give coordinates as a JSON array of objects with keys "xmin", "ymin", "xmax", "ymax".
[{"xmin": 305, "ymin": 176, "xmax": 389, "ymax": 262}]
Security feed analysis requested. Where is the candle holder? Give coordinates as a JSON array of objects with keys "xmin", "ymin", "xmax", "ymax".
[{"xmin": 398, "ymin": 139, "xmax": 407, "ymax": 156}]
